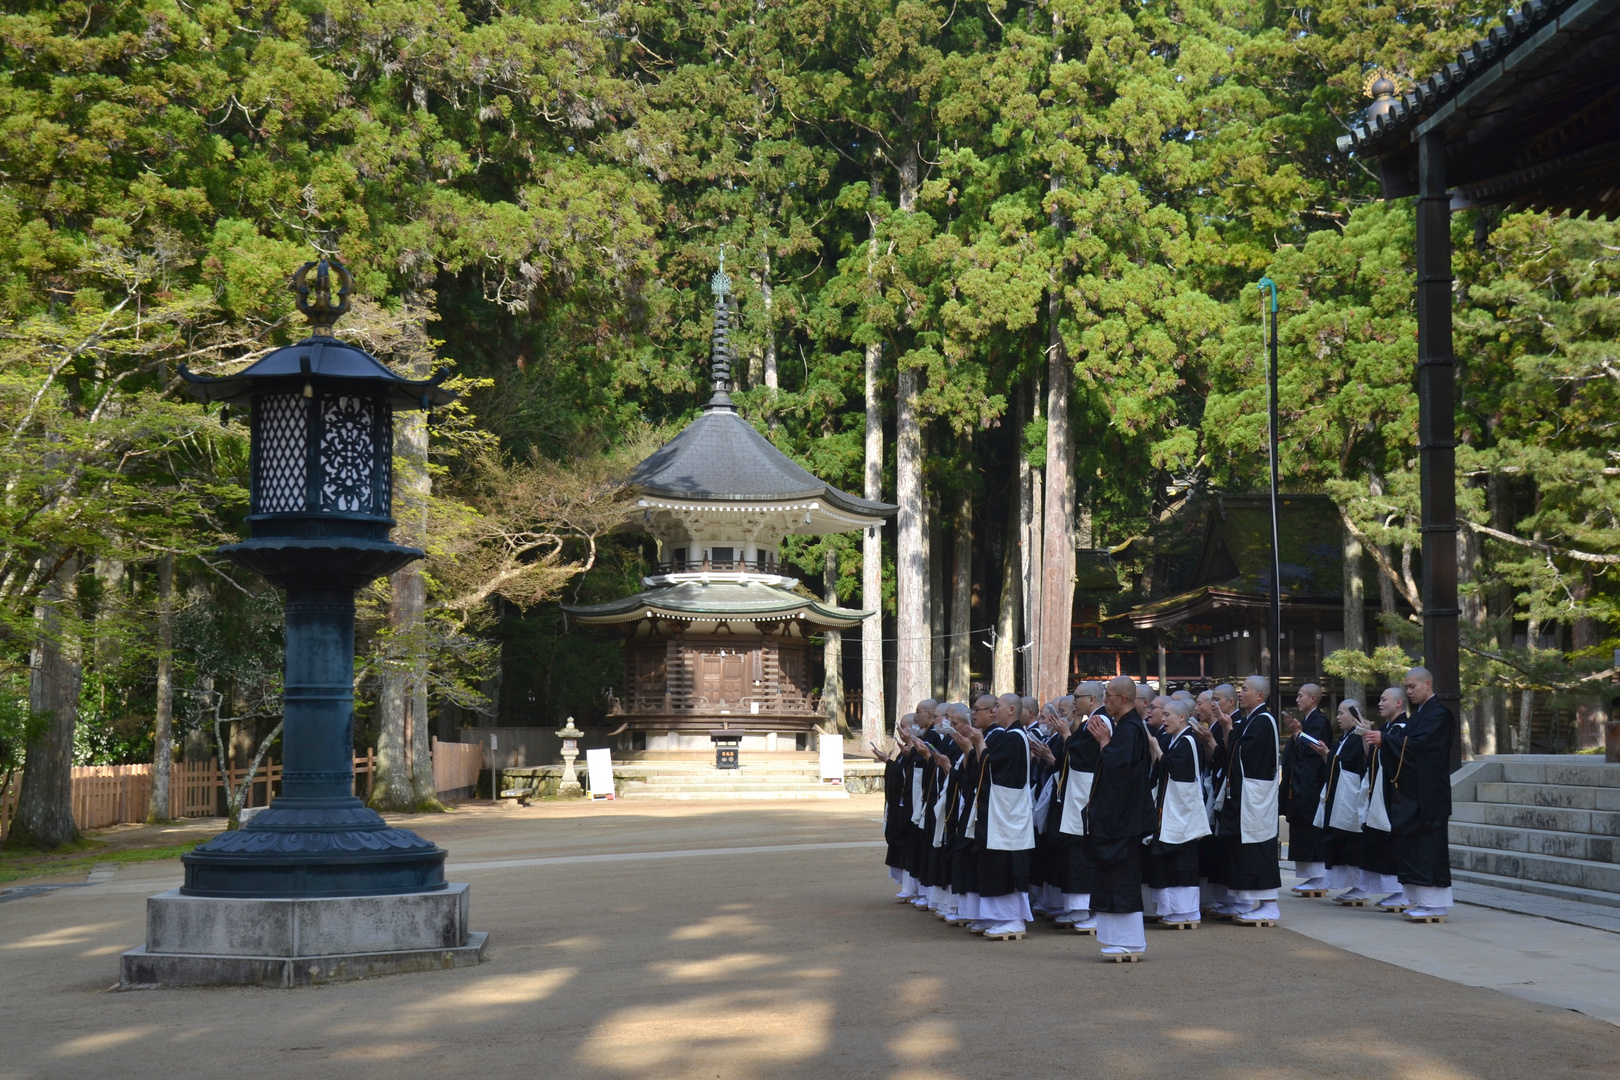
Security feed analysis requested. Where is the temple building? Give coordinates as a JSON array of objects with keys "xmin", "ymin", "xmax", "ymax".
[{"xmin": 564, "ymin": 262, "xmax": 894, "ymax": 755}]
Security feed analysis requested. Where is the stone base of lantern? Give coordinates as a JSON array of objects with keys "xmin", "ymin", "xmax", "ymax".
[{"xmin": 118, "ymin": 884, "xmax": 487, "ymax": 989}]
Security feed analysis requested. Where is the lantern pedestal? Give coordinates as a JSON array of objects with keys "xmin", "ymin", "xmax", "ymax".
[{"xmin": 120, "ymin": 886, "xmax": 488, "ymax": 989}]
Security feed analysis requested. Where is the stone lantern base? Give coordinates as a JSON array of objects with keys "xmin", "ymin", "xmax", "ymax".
[{"xmin": 119, "ymin": 884, "xmax": 487, "ymax": 989}]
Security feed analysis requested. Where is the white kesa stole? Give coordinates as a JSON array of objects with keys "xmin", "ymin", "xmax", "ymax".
[
  {"xmin": 1160, "ymin": 728, "xmax": 1212, "ymax": 846},
  {"xmin": 1239, "ymin": 709, "xmax": 1281, "ymax": 844},
  {"xmin": 1058, "ymin": 714, "xmax": 1109, "ymax": 837},
  {"xmin": 987, "ymin": 728, "xmax": 1035, "ymax": 852}
]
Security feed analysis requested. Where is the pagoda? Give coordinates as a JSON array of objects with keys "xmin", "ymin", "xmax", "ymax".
[{"xmin": 565, "ymin": 260, "xmax": 894, "ymax": 754}]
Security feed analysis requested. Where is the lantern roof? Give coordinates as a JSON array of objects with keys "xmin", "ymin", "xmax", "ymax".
[{"xmin": 179, "ymin": 259, "xmax": 455, "ymax": 411}]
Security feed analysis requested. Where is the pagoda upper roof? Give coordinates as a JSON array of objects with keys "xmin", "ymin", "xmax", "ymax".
[
  {"xmin": 564, "ymin": 579, "xmax": 869, "ymax": 629},
  {"xmin": 629, "ymin": 407, "xmax": 895, "ymax": 522}
]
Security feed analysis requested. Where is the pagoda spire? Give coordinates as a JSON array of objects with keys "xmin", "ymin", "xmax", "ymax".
[{"xmin": 706, "ymin": 250, "xmax": 736, "ymax": 412}]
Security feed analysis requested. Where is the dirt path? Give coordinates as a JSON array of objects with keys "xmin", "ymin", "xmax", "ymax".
[{"xmin": 1, "ymin": 796, "xmax": 1616, "ymax": 1079}]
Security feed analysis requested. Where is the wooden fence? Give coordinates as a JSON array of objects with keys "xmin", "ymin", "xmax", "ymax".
[{"xmin": 0, "ymin": 739, "xmax": 482, "ymax": 842}]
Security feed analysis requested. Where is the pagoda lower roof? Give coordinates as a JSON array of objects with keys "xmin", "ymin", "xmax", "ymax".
[{"xmin": 563, "ymin": 580, "xmax": 869, "ymax": 629}]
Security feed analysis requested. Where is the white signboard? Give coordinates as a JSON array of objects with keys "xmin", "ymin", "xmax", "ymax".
[
  {"xmin": 819, "ymin": 731, "xmax": 845, "ymax": 783},
  {"xmin": 586, "ymin": 747, "xmax": 615, "ymax": 800}
]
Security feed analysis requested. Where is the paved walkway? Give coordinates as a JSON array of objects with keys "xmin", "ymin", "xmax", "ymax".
[{"xmin": 2, "ymin": 798, "xmax": 1617, "ymax": 1079}]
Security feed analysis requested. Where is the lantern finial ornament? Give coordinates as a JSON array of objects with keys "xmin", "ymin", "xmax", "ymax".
[{"xmin": 292, "ymin": 258, "xmax": 354, "ymax": 335}]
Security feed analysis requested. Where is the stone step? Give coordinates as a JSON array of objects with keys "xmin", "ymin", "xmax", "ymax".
[
  {"xmin": 1449, "ymin": 821, "xmax": 1620, "ymax": 862},
  {"xmin": 1450, "ymin": 843, "xmax": 1620, "ymax": 894},
  {"xmin": 1450, "ymin": 866, "xmax": 1620, "ymax": 910},
  {"xmin": 638, "ymin": 773, "xmax": 825, "ymax": 785},
  {"xmin": 1474, "ymin": 782, "xmax": 1620, "ymax": 812},
  {"xmin": 618, "ymin": 786, "xmax": 850, "ymax": 801},
  {"xmin": 1499, "ymin": 761, "xmax": 1620, "ymax": 788},
  {"xmin": 1452, "ymin": 801, "xmax": 1620, "ymax": 837},
  {"xmin": 623, "ymin": 782, "xmax": 836, "ymax": 794}
]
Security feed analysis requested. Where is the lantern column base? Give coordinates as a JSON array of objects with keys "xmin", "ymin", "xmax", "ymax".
[{"xmin": 119, "ymin": 884, "xmax": 488, "ymax": 988}]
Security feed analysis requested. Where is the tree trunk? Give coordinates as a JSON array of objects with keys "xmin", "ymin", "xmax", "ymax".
[
  {"xmin": 947, "ymin": 442, "xmax": 972, "ymax": 701},
  {"xmin": 1486, "ymin": 472, "xmax": 1513, "ymax": 753},
  {"xmin": 1020, "ymin": 376, "xmax": 1043, "ymax": 695},
  {"xmin": 1341, "ymin": 516, "xmax": 1367, "ymax": 707},
  {"xmin": 372, "ymin": 604, "xmax": 413, "ymax": 811},
  {"xmin": 6, "ymin": 558, "xmax": 82, "ymax": 850},
  {"xmin": 1369, "ymin": 473, "xmax": 1399, "ymax": 648},
  {"xmin": 895, "ymin": 362, "xmax": 928, "ymax": 715},
  {"xmin": 148, "ymin": 554, "xmax": 175, "ymax": 823},
  {"xmin": 928, "ymin": 481, "xmax": 946, "ymax": 699},
  {"xmin": 1457, "ymin": 518, "xmax": 1483, "ymax": 758},
  {"xmin": 762, "ymin": 246, "xmax": 778, "ymax": 431},
  {"xmin": 1038, "ymin": 295, "xmax": 1074, "ymax": 701},
  {"xmin": 824, "ymin": 549, "xmax": 846, "ymax": 732},
  {"xmin": 861, "ymin": 334, "xmax": 885, "ymax": 746},
  {"xmin": 1517, "ymin": 610, "xmax": 1540, "ymax": 754},
  {"xmin": 994, "ymin": 491, "xmax": 1021, "ymax": 694}
]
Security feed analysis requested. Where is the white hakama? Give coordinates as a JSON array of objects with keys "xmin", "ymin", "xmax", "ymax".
[
  {"xmin": 1095, "ymin": 911, "xmax": 1146, "ymax": 951},
  {"xmin": 977, "ymin": 891, "xmax": 1033, "ymax": 922},
  {"xmin": 1152, "ymin": 885, "xmax": 1201, "ymax": 921},
  {"xmin": 1408, "ymin": 884, "xmax": 1452, "ymax": 909}
]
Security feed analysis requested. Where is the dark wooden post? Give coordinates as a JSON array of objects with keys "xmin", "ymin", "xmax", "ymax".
[{"xmin": 1416, "ymin": 131, "xmax": 1463, "ymax": 772}]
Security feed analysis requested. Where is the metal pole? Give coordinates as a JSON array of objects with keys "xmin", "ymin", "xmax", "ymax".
[
  {"xmin": 1259, "ymin": 278, "xmax": 1283, "ymax": 718},
  {"xmin": 1416, "ymin": 131, "xmax": 1463, "ymax": 772}
]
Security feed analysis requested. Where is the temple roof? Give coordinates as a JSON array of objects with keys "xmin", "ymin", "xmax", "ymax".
[
  {"xmin": 565, "ymin": 580, "xmax": 870, "ymax": 629},
  {"xmin": 629, "ymin": 409, "xmax": 894, "ymax": 521}
]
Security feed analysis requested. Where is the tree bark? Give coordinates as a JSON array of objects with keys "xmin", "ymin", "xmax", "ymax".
[
  {"xmin": 1457, "ymin": 518, "xmax": 1483, "ymax": 758},
  {"xmin": 994, "ymin": 488, "xmax": 1021, "ymax": 694},
  {"xmin": 928, "ymin": 480, "xmax": 946, "ymax": 699},
  {"xmin": 1518, "ymin": 610, "xmax": 1540, "ymax": 753},
  {"xmin": 148, "ymin": 554, "xmax": 175, "ymax": 823},
  {"xmin": 1038, "ymin": 296, "xmax": 1074, "ymax": 701},
  {"xmin": 823, "ymin": 548, "xmax": 845, "ymax": 732},
  {"xmin": 895, "ymin": 363, "xmax": 928, "ymax": 715},
  {"xmin": 861, "ymin": 334, "xmax": 885, "ymax": 746},
  {"xmin": 1369, "ymin": 473, "xmax": 1399, "ymax": 648},
  {"xmin": 6, "ymin": 558, "xmax": 82, "ymax": 850},
  {"xmin": 762, "ymin": 246, "xmax": 778, "ymax": 431},
  {"xmin": 947, "ymin": 439, "xmax": 972, "ymax": 701},
  {"xmin": 1020, "ymin": 376, "xmax": 1043, "ymax": 695},
  {"xmin": 1341, "ymin": 516, "xmax": 1367, "ymax": 707}
]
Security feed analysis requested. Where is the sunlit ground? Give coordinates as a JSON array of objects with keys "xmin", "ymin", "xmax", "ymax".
[{"xmin": 1, "ymin": 798, "xmax": 1615, "ymax": 1080}]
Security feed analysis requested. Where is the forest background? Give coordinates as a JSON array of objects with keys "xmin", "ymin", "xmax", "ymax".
[{"xmin": 3, "ymin": 0, "xmax": 1618, "ymax": 847}]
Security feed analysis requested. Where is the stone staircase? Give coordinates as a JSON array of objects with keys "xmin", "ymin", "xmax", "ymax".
[
  {"xmin": 1450, "ymin": 756, "xmax": 1620, "ymax": 908},
  {"xmin": 617, "ymin": 760, "xmax": 851, "ymax": 801}
]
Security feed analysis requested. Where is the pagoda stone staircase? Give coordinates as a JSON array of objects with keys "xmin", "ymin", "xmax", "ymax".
[
  {"xmin": 617, "ymin": 759, "xmax": 851, "ymax": 801},
  {"xmin": 1449, "ymin": 757, "xmax": 1620, "ymax": 909}
]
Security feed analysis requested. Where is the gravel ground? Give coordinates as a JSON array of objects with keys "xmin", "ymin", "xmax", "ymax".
[{"xmin": 2, "ymin": 796, "xmax": 1617, "ymax": 1080}]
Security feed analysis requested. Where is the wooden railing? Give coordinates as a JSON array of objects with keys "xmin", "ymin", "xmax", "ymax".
[
  {"xmin": 0, "ymin": 740, "xmax": 477, "ymax": 842},
  {"xmin": 655, "ymin": 557, "xmax": 792, "ymax": 576}
]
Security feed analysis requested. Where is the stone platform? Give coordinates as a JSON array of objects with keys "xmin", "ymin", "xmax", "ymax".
[{"xmin": 119, "ymin": 883, "xmax": 487, "ymax": 988}]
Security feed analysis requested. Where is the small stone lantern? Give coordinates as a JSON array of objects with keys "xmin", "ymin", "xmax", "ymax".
[{"xmin": 558, "ymin": 716, "xmax": 585, "ymax": 795}]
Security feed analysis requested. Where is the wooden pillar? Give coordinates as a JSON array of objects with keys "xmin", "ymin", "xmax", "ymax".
[{"xmin": 1417, "ymin": 131, "xmax": 1463, "ymax": 773}]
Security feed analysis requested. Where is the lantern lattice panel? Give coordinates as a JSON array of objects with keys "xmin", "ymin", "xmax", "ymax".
[
  {"xmin": 254, "ymin": 393, "xmax": 308, "ymax": 513},
  {"xmin": 319, "ymin": 394, "xmax": 386, "ymax": 513}
]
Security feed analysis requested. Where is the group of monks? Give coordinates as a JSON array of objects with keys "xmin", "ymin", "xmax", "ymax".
[{"xmin": 878, "ymin": 668, "xmax": 1456, "ymax": 961}]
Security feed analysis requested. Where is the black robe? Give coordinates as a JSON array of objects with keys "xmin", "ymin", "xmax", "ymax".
[
  {"xmin": 1026, "ymin": 724, "xmax": 1061, "ymax": 892},
  {"xmin": 1217, "ymin": 705, "xmax": 1282, "ymax": 891},
  {"xmin": 972, "ymin": 725, "xmax": 1033, "ymax": 896},
  {"xmin": 1382, "ymin": 695, "xmax": 1454, "ymax": 889},
  {"xmin": 1281, "ymin": 707, "xmax": 1334, "ymax": 863},
  {"xmin": 1045, "ymin": 718, "xmax": 1103, "ymax": 895},
  {"xmin": 1085, "ymin": 708, "xmax": 1157, "ymax": 913},
  {"xmin": 883, "ymin": 754, "xmax": 908, "ymax": 870},
  {"xmin": 949, "ymin": 746, "xmax": 982, "ymax": 897},
  {"xmin": 1322, "ymin": 729, "xmax": 1367, "ymax": 874},
  {"xmin": 920, "ymin": 731, "xmax": 961, "ymax": 889},
  {"xmin": 1145, "ymin": 733, "xmax": 1204, "ymax": 889},
  {"xmin": 1359, "ymin": 719, "xmax": 1400, "ymax": 877},
  {"xmin": 1198, "ymin": 720, "xmax": 1230, "ymax": 885}
]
